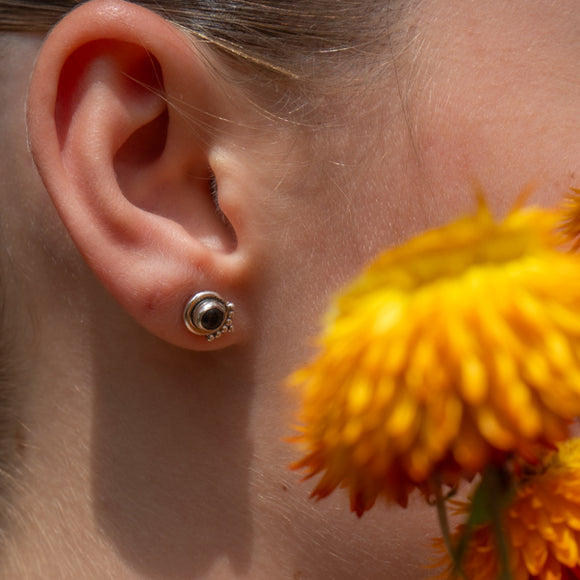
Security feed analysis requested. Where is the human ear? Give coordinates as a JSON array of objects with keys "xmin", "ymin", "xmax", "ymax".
[{"xmin": 27, "ymin": 0, "xmax": 248, "ymax": 350}]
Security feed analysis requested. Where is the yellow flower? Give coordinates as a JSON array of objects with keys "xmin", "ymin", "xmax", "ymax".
[
  {"xmin": 438, "ymin": 439, "xmax": 580, "ymax": 580},
  {"xmin": 291, "ymin": 201, "xmax": 580, "ymax": 515},
  {"xmin": 559, "ymin": 188, "xmax": 580, "ymax": 250}
]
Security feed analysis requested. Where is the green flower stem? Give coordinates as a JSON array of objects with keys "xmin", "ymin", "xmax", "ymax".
[
  {"xmin": 456, "ymin": 466, "xmax": 514, "ymax": 580},
  {"xmin": 433, "ymin": 466, "xmax": 515, "ymax": 580},
  {"xmin": 485, "ymin": 468, "xmax": 512, "ymax": 580},
  {"xmin": 432, "ymin": 477, "xmax": 468, "ymax": 580},
  {"xmin": 491, "ymin": 507, "xmax": 511, "ymax": 580},
  {"xmin": 479, "ymin": 466, "xmax": 513, "ymax": 580}
]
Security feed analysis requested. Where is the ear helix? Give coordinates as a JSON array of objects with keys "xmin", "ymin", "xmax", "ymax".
[{"xmin": 183, "ymin": 291, "xmax": 235, "ymax": 341}]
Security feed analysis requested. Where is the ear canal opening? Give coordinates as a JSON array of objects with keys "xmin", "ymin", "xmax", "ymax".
[
  {"xmin": 208, "ymin": 169, "xmax": 235, "ymax": 230},
  {"xmin": 202, "ymin": 168, "xmax": 238, "ymax": 252}
]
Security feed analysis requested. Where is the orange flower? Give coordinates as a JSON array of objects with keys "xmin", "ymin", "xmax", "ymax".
[
  {"xmin": 559, "ymin": 188, "xmax": 580, "ymax": 250},
  {"xmin": 291, "ymin": 202, "xmax": 580, "ymax": 515},
  {"xmin": 439, "ymin": 439, "xmax": 580, "ymax": 580}
]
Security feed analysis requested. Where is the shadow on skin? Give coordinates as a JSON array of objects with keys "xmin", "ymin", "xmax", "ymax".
[{"xmin": 91, "ymin": 321, "xmax": 254, "ymax": 579}]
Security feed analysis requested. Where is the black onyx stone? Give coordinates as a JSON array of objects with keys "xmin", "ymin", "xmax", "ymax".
[{"xmin": 201, "ymin": 307, "xmax": 225, "ymax": 331}]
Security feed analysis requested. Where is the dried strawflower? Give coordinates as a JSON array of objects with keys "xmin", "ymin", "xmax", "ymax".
[
  {"xmin": 291, "ymin": 201, "xmax": 580, "ymax": 515},
  {"xmin": 559, "ymin": 188, "xmax": 580, "ymax": 250},
  {"xmin": 438, "ymin": 438, "xmax": 580, "ymax": 580}
]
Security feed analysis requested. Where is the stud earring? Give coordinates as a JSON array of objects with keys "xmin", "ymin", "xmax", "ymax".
[{"xmin": 183, "ymin": 291, "xmax": 234, "ymax": 341}]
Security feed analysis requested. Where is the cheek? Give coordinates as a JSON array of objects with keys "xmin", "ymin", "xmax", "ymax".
[
  {"xmin": 253, "ymin": 175, "xmax": 425, "ymax": 350},
  {"xmin": 281, "ymin": 127, "xmax": 431, "ymax": 286},
  {"xmin": 408, "ymin": 1, "xmax": 580, "ymax": 219},
  {"xmin": 414, "ymin": 96, "xmax": 580, "ymax": 220},
  {"xmin": 239, "ymin": 102, "xmax": 439, "ymax": 345}
]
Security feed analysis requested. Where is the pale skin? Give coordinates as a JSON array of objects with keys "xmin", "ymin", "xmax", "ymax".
[{"xmin": 0, "ymin": 0, "xmax": 579, "ymax": 578}]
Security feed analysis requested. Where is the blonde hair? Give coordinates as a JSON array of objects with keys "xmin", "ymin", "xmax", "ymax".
[{"xmin": 0, "ymin": 0, "xmax": 409, "ymax": 89}]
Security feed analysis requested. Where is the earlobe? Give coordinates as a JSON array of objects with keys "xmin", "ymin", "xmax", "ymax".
[{"xmin": 27, "ymin": 0, "xmax": 244, "ymax": 350}]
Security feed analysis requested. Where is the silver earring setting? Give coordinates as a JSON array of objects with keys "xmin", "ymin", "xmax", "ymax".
[{"xmin": 183, "ymin": 292, "xmax": 234, "ymax": 341}]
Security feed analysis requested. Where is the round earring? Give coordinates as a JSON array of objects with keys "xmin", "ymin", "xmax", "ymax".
[{"xmin": 183, "ymin": 292, "xmax": 235, "ymax": 341}]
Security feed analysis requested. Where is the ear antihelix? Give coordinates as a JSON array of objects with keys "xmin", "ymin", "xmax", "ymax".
[{"xmin": 55, "ymin": 40, "xmax": 166, "ymax": 153}]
